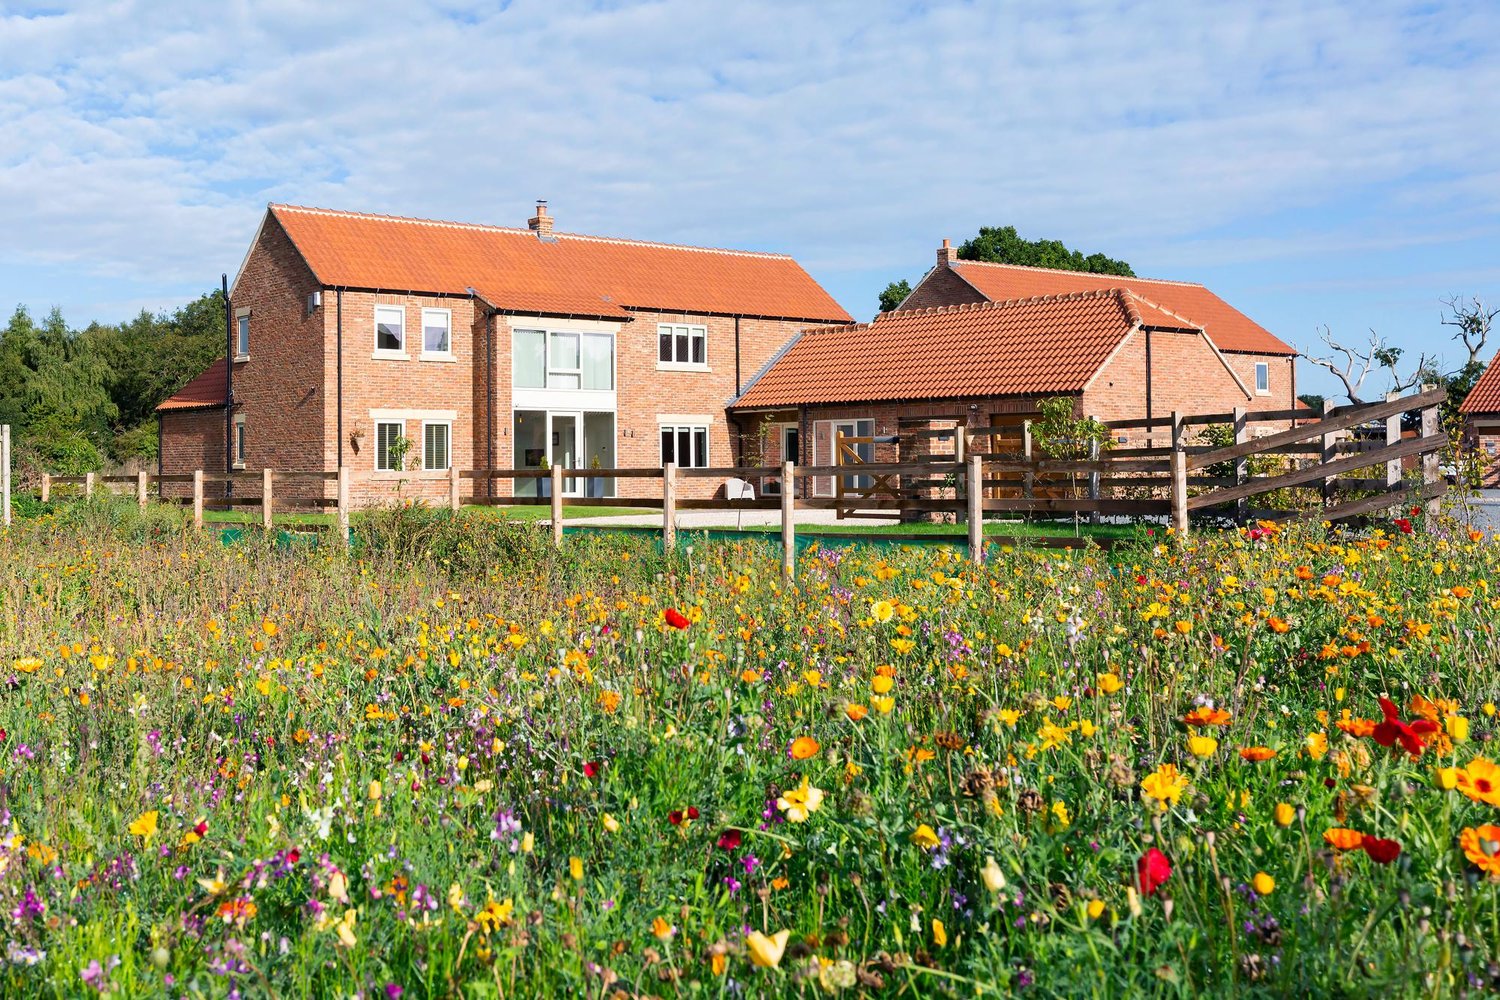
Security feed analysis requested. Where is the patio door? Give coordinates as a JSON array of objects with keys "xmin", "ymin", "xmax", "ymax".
[{"xmin": 549, "ymin": 412, "xmax": 581, "ymax": 496}]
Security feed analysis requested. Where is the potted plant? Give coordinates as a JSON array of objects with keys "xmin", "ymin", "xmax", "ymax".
[
  {"xmin": 588, "ymin": 453, "xmax": 604, "ymax": 498},
  {"xmin": 537, "ymin": 454, "xmax": 551, "ymax": 498}
]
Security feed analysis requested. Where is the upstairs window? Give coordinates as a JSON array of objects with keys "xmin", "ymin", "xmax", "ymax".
[
  {"xmin": 375, "ymin": 306, "xmax": 405, "ymax": 354},
  {"xmin": 235, "ymin": 313, "xmax": 250, "ymax": 358},
  {"xmin": 421, "ymin": 309, "xmax": 451, "ymax": 356},
  {"xmin": 1255, "ymin": 361, "xmax": 1270, "ymax": 394},
  {"xmin": 661, "ymin": 425, "xmax": 709, "ymax": 468},
  {"xmin": 658, "ymin": 324, "xmax": 707, "ymax": 367}
]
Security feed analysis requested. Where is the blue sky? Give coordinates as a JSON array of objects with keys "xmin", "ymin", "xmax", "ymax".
[{"xmin": 2, "ymin": 0, "xmax": 1498, "ymax": 399}]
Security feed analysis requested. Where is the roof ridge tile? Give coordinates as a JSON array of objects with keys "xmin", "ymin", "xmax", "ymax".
[
  {"xmin": 269, "ymin": 203, "xmax": 797, "ymax": 260},
  {"xmin": 951, "ymin": 257, "xmax": 1207, "ymax": 289}
]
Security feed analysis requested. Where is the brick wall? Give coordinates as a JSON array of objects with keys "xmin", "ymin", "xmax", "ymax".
[
  {"xmin": 898, "ymin": 266, "xmax": 987, "ymax": 312},
  {"xmin": 159, "ymin": 408, "xmax": 225, "ymax": 499},
  {"xmin": 1466, "ymin": 418, "xmax": 1500, "ymax": 486}
]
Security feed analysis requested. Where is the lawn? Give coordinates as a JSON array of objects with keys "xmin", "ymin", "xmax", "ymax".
[
  {"xmin": 199, "ymin": 504, "xmax": 649, "ymax": 526},
  {"xmin": 1, "ymin": 497, "xmax": 1497, "ymax": 996},
  {"xmin": 693, "ymin": 518, "xmax": 1145, "ymax": 542}
]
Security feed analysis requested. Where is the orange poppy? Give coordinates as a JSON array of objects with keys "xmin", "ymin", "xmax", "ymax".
[
  {"xmin": 1183, "ymin": 707, "xmax": 1232, "ymax": 727},
  {"xmin": 1459, "ymin": 825, "xmax": 1500, "ymax": 876},
  {"xmin": 1239, "ymin": 746, "xmax": 1277, "ymax": 762},
  {"xmin": 789, "ymin": 737, "xmax": 820, "ymax": 760},
  {"xmin": 1323, "ymin": 827, "xmax": 1365, "ymax": 851}
]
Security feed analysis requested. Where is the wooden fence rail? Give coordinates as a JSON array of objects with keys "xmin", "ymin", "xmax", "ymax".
[{"xmin": 0, "ymin": 388, "xmax": 1451, "ymax": 574}]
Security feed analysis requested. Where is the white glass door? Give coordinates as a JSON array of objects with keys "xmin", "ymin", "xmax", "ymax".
[{"xmin": 548, "ymin": 412, "xmax": 582, "ymax": 496}]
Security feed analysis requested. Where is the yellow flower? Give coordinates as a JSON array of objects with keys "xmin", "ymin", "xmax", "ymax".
[
  {"xmin": 872, "ymin": 675, "xmax": 894, "ymax": 695},
  {"xmin": 776, "ymin": 776, "xmax": 824, "ymax": 823},
  {"xmin": 1096, "ymin": 672, "xmax": 1123, "ymax": 694},
  {"xmin": 128, "ymin": 810, "xmax": 159, "ymax": 843},
  {"xmin": 1303, "ymin": 732, "xmax": 1329, "ymax": 760},
  {"xmin": 333, "ymin": 908, "xmax": 357, "ymax": 948},
  {"xmin": 871, "ymin": 695, "xmax": 895, "ymax": 715},
  {"xmin": 890, "ymin": 638, "xmax": 915, "ymax": 655},
  {"xmin": 602, "ymin": 813, "xmax": 621, "ymax": 833},
  {"xmin": 447, "ymin": 883, "xmax": 466, "ymax": 913},
  {"xmin": 1273, "ymin": 802, "xmax": 1296, "ymax": 827},
  {"xmin": 746, "ymin": 929, "xmax": 791, "ymax": 968},
  {"xmin": 1187, "ymin": 734, "xmax": 1218, "ymax": 758},
  {"xmin": 261, "ymin": 620, "xmax": 278, "ymax": 637},
  {"xmin": 1140, "ymin": 764, "xmax": 1190, "ymax": 811},
  {"xmin": 911, "ymin": 824, "xmax": 940, "ymax": 849},
  {"xmin": 651, "ymin": 916, "xmax": 674, "ymax": 940},
  {"xmin": 980, "ymin": 856, "xmax": 1006, "ymax": 893},
  {"xmin": 14, "ymin": 658, "xmax": 42, "ymax": 674},
  {"xmin": 931, "ymin": 918, "xmax": 947, "ymax": 948},
  {"xmin": 1447, "ymin": 715, "xmax": 1471, "ymax": 742},
  {"xmin": 569, "ymin": 856, "xmax": 584, "ymax": 881},
  {"xmin": 870, "ymin": 600, "xmax": 895, "ymax": 623},
  {"xmin": 1173, "ymin": 620, "xmax": 1193, "ymax": 635},
  {"xmin": 1253, "ymin": 872, "xmax": 1275, "ymax": 896},
  {"xmin": 1456, "ymin": 757, "xmax": 1500, "ymax": 807},
  {"xmin": 1086, "ymin": 899, "xmax": 1106, "ymax": 919}
]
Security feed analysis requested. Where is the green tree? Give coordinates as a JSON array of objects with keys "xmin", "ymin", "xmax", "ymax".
[
  {"xmin": 878, "ymin": 279, "xmax": 911, "ymax": 313},
  {"xmin": 959, "ymin": 226, "xmax": 1134, "ymax": 276}
]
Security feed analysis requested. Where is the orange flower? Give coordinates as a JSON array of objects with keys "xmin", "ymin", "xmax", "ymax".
[
  {"xmin": 1335, "ymin": 711, "xmax": 1377, "ymax": 738},
  {"xmin": 845, "ymin": 704, "xmax": 869, "ymax": 722},
  {"xmin": 789, "ymin": 736, "xmax": 820, "ymax": 760},
  {"xmin": 1456, "ymin": 758, "xmax": 1500, "ymax": 807},
  {"xmin": 1267, "ymin": 617, "xmax": 1291, "ymax": 633},
  {"xmin": 1323, "ymin": 827, "xmax": 1365, "ymax": 851},
  {"xmin": 1183, "ymin": 707, "xmax": 1232, "ymax": 727},
  {"xmin": 1459, "ymin": 825, "xmax": 1500, "ymax": 876},
  {"xmin": 1239, "ymin": 746, "xmax": 1277, "ymax": 762}
]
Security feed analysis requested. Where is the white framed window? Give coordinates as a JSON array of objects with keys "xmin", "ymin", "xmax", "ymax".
[
  {"xmin": 657, "ymin": 324, "xmax": 707, "ymax": 369},
  {"xmin": 233, "ymin": 414, "xmax": 247, "ymax": 469},
  {"xmin": 660, "ymin": 425, "xmax": 709, "ymax": 468},
  {"xmin": 374, "ymin": 306, "xmax": 406, "ymax": 357},
  {"xmin": 512, "ymin": 327, "xmax": 614, "ymax": 389},
  {"xmin": 422, "ymin": 421, "xmax": 451, "ymax": 471},
  {"xmin": 1255, "ymin": 361, "xmax": 1270, "ymax": 395},
  {"xmin": 235, "ymin": 310, "xmax": 250, "ymax": 359},
  {"xmin": 375, "ymin": 420, "xmax": 406, "ymax": 471},
  {"xmin": 420, "ymin": 308, "xmax": 451, "ymax": 359}
]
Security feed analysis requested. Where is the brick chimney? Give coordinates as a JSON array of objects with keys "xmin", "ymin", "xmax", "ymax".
[
  {"xmin": 528, "ymin": 200, "xmax": 553, "ymax": 237},
  {"xmin": 937, "ymin": 238, "xmax": 957, "ymax": 266}
]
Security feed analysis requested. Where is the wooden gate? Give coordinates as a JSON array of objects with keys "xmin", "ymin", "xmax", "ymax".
[{"xmin": 834, "ymin": 431, "xmax": 901, "ymax": 519}]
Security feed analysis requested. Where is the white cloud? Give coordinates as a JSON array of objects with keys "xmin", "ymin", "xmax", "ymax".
[{"xmin": 0, "ymin": 0, "xmax": 1498, "ymax": 398}]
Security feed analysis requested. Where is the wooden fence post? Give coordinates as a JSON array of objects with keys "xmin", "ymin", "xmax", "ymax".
[
  {"xmin": 261, "ymin": 468, "xmax": 273, "ymax": 531},
  {"xmin": 40, "ymin": 472, "xmax": 50, "ymax": 504},
  {"xmin": 337, "ymin": 466, "xmax": 350, "ymax": 546},
  {"xmin": 85, "ymin": 471, "xmax": 94, "ymax": 499},
  {"xmin": 1022, "ymin": 419, "xmax": 1034, "ymax": 499},
  {"xmin": 1384, "ymin": 390, "xmax": 1403, "ymax": 495},
  {"xmin": 781, "ymin": 460, "xmax": 795, "ymax": 580},
  {"xmin": 953, "ymin": 420, "xmax": 965, "ymax": 465},
  {"xmin": 1420, "ymin": 383, "xmax": 1441, "ymax": 516},
  {"xmin": 1321, "ymin": 398, "xmax": 1338, "ymax": 507},
  {"xmin": 662, "ymin": 462, "xmax": 677, "ymax": 552},
  {"xmin": 967, "ymin": 453, "xmax": 983, "ymax": 564},
  {"xmin": 136, "ymin": 469, "xmax": 148, "ymax": 509},
  {"xmin": 1170, "ymin": 410, "xmax": 1188, "ymax": 540},
  {"xmin": 449, "ymin": 462, "xmax": 461, "ymax": 512},
  {"xmin": 192, "ymin": 470, "xmax": 204, "ymax": 529},
  {"xmin": 1, "ymin": 424, "xmax": 10, "ymax": 528},
  {"xmin": 1087, "ymin": 415, "xmax": 1101, "ymax": 525},
  {"xmin": 1232, "ymin": 405, "xmax": 1248, "ymax": 526},
  {"xmin": 551, "ymin": 464, "xmax": 564, "ymax": 548}
]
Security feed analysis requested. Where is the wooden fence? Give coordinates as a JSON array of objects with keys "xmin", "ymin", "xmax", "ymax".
[{"xmin": 1, "ymin": 387, "xmax": 1450, "ymax": 573}]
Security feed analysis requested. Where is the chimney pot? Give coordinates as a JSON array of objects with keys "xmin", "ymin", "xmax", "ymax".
[
  {"xmin": 937, "ymin": 238, "xmax": 957, "ymax": 266},
  {"xmin": 528, "ymin": 200, "xmax": 554, "ymax": 236}
]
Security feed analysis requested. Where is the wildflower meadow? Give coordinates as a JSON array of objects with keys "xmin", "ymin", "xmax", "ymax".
[{"xmin": 2, "ymin": 499, "xmax": 1499, "ymax": 997}]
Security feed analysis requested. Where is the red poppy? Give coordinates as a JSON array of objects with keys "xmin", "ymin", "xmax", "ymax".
[
  {"xmin": 668, "ymin": 810, "xmax": 684, "ymax": 826},
  {"xmin": 1136, "ymin": 848, "xmax": 1172, "ymax": 896},
  {"xmin": 716, "ymin": 829, "xmax": 742, "ymax": 850},
  {"xmin": 583, "ymin": 761, "xmax": 602, "ymax": 778},
  {"xmin": 1372, "ymin": 697, "xmax": 1440, "ymax": 757},
  {"xmin": 1394, "ymin": 518, "xmax": 1413, "ymax": 535},
  {"xmin": 193, "ymin": 820, "xmax": 209, "ymax": 837},
  {"xmin": 1361, "ymin": 835, "xmax": 1401, "ymax": 864},
  {"xmin": 664, "ymin": 608, "xmax": 691, "ymax": 630},
  {"xmin": 687, "ymin": 806, "xmax": 700, "ymax": 821},
  {"xmin": 286, "ymin": 848, "xmax": 300, "ymax": 864}
]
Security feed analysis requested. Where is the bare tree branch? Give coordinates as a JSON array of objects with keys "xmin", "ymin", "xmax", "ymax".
[
  {"xmin": 1441, "ymin": 296, "xmax": 1498, "ymax": 370},
  {"xmin": 1297, "ymin": 326, "xmax": 1435, "ymax": 405}
]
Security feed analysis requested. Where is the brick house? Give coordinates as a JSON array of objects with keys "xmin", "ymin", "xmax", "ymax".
[
  {"xmin": 1459, "ymin": 355, "xmax": 1500, "ymax": 485},
  {"xmin": 157, "ymin": 203, "xmax": 850, "ymax": 504},
  {"xmin": 728, "ymin": 287, "xmax": 1271, "ymax": 497},
  {"xmin": 896, "ymin": 242, "xmax": 1300, "ymax": 436}
]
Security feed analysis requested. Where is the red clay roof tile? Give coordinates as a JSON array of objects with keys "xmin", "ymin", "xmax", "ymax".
[
  {"xmin": 943, "ymin": 260, "xmax": 1295, "ymax": 356},
  {"xmin": 156, "ymin": 357, "xmax": 227, "ymax": 413},
  {"xmin": 1461, "ymin": 354, "xmax": 1500, "ymax": 413},
  {"xmin": 731, "ymin": 288, "xmax": 1171, "ymax": 409},
  {"xmin": 265, "ymin": 205, "xmax": 851, "ymax": 323}
]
